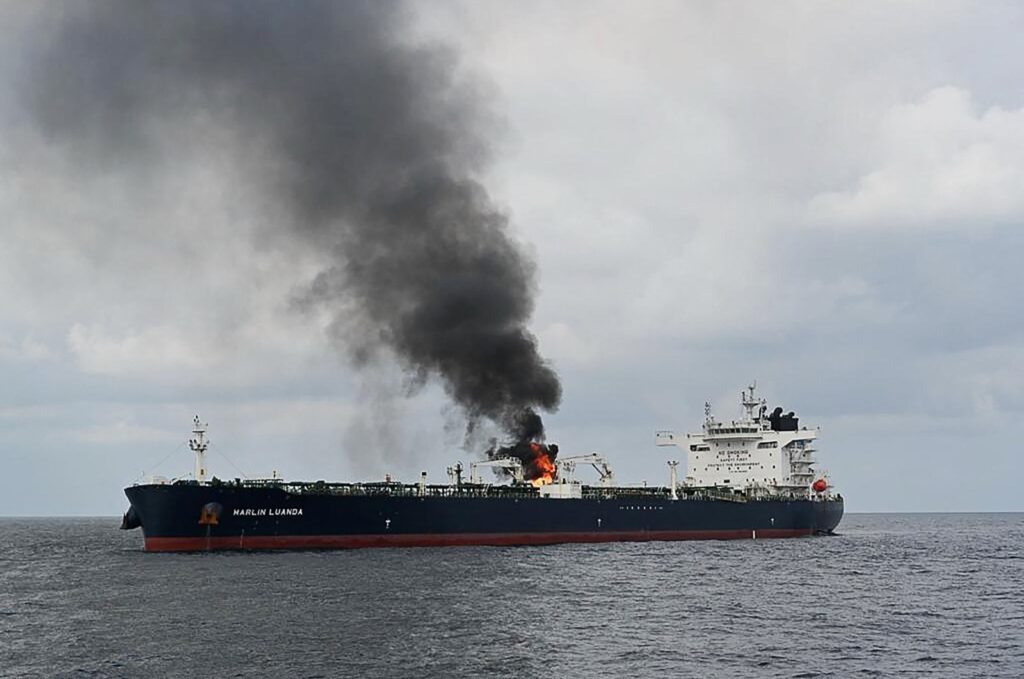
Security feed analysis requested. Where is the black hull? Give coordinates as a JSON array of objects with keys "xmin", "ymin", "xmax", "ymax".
[{"xmin": 124, "ymin": 484, "xmax": 844, "ymax": 552}]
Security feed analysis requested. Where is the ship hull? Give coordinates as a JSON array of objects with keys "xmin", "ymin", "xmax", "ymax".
[{"xmin": 125, "ymin": 484, "xmax": 844, "ymax": 552}]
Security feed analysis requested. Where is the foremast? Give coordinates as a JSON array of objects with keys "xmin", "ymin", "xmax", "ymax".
[{"xmin": 189, "ymin": 416, "xmax": 209, "ymax": 484}]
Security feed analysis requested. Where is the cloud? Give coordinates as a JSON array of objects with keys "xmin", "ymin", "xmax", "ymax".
[
  {"xmin": 808, "ymin": 86, "xmax": 1024, "ymax": 227},
  {"xmin": 66, "ymin": 323, "xmax": 211, "ymax": 378},
  {"xmin": 917, "ymin": 342, "xmax": 1024, "ymax": 418},
  {"xmin": 70, "ymin": 421, "xmax": 180, "ymax": 445},
  {"xmin": 537, "ymin": 321, "xmax": 599, "ymax": 367},
  {"xmin": 0, "ymin": 335, "xmax": 51, "ymax": 361}
]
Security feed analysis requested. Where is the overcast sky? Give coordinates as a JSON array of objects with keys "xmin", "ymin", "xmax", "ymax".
[{"xmin": 3, "ymin": 1, "xmax": 1023, "ymax": 515}]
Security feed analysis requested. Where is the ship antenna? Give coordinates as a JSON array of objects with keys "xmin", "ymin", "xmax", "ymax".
[
  {"xmin": 742, "ymin": 381, "xmax": 760, "ymax": 420},
  {"xmin": 189, "ymin": 415, "xmax": 209, "ymax": 484}
]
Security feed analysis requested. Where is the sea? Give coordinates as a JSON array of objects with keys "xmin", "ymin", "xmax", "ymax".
[{"xmin": 1, "ymin": 513, "xmax": 1022, "ymax": 678}]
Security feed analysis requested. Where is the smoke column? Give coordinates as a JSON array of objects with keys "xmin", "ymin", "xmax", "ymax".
[{"xmin": 25, "ymin": 2, "xmax": 560, "ymax": 448}]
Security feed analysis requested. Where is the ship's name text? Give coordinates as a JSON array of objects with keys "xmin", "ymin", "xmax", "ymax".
[{"xmin": 232, "ymin": 508, "xmax": 303, "ymax": 517}]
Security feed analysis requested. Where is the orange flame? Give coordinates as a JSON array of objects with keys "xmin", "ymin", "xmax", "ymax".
[{"xmin": 527, "ymin": 442, "xmax": 556, "ymax": 487}]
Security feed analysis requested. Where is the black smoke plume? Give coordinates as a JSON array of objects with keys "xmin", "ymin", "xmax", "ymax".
[{"xmin": 25, "ymin": 2, "xmax": 560, "ymax": 446}]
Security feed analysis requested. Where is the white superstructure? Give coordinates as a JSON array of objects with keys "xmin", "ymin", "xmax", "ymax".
[{"xmin": 656, "ymin": 384, "xmax": 827, "ymax": 498}]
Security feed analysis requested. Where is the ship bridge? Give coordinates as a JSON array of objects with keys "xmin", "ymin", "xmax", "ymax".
[{"xmin": 656, "ymin": 384, "xmax": 828, "ymax": 498}]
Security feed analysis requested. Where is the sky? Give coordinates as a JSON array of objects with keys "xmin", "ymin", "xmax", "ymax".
[{"xmin": 2, "ymin": 1, "xmax": 1023, "ymax": 515}]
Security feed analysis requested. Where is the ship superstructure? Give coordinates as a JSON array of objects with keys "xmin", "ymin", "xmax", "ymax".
[{"xmin": 656, "ymin": 384, "xmax": 831, "ymax": 498}]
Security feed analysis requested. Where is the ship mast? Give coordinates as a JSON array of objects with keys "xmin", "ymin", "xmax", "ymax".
[
  {"xmin": 741, "ymin": 382, "xmax": 761, "ymax": 420},
  {"xmin": 189, "ymin": 415, "xmax": 209, "ymax": 484}
]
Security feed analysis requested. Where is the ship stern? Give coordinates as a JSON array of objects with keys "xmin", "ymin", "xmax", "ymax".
[{"xmin": 814, "ymin": 497, "xmax": 844, "ymax": 534}]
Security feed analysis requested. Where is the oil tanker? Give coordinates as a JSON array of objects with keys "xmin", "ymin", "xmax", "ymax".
[{"xmin": 121, "ymin": 385, "xmax": 843, "ymax": 551}]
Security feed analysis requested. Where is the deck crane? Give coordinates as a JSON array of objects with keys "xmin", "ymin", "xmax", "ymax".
[
  {"xmin": 557, "ymin": 453, "xmax": 614, "ymax": 486},
  {"xmin": 469, "ymin": 458, "xmax": 523, "ymax": 484}
]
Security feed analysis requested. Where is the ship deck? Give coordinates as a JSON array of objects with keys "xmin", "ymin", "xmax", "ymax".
[{"xmin": 160, "ymin": 478, "xmax": 840, "ymax": 504}]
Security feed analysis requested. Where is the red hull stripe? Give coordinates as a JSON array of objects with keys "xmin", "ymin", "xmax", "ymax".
[{"xmin": 144, "ymin": 529, "xmax": 814, "ymax": 552}]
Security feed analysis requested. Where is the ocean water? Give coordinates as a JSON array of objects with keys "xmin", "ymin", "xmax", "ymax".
[{"xmin": 1, "ymin": 514, "xmax": 1022, "ymax": 678}]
